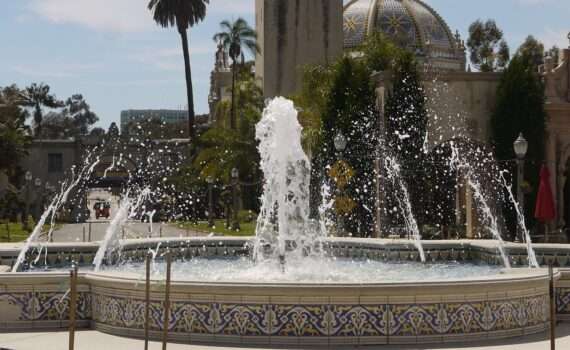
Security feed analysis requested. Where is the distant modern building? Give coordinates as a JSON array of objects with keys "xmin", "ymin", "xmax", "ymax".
[{"xmin": 120, "ymin": 109, "xmax": 188, "ymax": 134}]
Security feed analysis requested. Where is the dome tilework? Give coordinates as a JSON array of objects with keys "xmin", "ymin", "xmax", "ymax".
[
  {"xmin": 344, "ymin": 0, "xmax": 373, "ymax": 48},
  {"xmin": 343, "ymin": 0, "xmax": 462, "ymax": 68}
]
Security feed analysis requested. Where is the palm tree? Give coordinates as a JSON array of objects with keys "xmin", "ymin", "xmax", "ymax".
[
  {"xmin": 213, "ymin": 18, "xmax": 259, "ymax": 130},
  {"xmin": 19, "ymin": 83, "xmax": 63, "ymax": 138},
  {"xmin": 148, "ymin": 0, "xmax": 209, "ymax": 141}
]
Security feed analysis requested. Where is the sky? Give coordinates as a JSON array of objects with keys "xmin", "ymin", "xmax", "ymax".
[{"xmin": 0, "ymin": 0, "xmax": 569, "ymax": 129}]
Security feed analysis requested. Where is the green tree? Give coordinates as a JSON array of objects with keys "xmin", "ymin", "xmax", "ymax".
[
  {"xmin": 291, "ymin": 64, "xmax": 334, "ymax": 156},
  {"xmin": 315, "ymin": 57, "xmax": 379, "ymax": 236},
  {"xmin": 213, "ymin": 18, "xmax": 259, "ymax": 130},
  {"xmin": 0, "ymin": 85, "xmax": 31, "ymax": 171},
  {"xmin": 148, "ymin": 0, "xmax": 210, "ymax": 140},
  {"xmin": 64, "ymin": 94, "xmax": 98, "ymax": 135},
  {"xmin": 467, "ymin": 19, "xmax": 510, "ymax": 72},
  {"xmin": 360, "ymin": 32, "xmax": 402, "ymax": 72},
  {"xmin": 385, "ymin": 52, "xmax": 429, "ymax": 224},
  {"xmin": 89, "ymin": 127, "xmax": 106, "ymax": 138},
  {"xmin": 491, "ymin": 55, "xmax": 546, "ymax": 232},
  {"xmin": 39, "ymin": 112, "xmax": 75, "ymax": 139},
  {"xmin": 516, "ymin": 35, "xmax": 544, "ymax": 70},
  {"xmin": 19, "ymin": 83, "xmax": 63, "ymax": 137},
  {"xmin": 39, "ymin": 94, "xmax": 99, "ymax": 139},
  {"xmin": 193, "ymin": 66, "xmax": 263, "ymax": 185}
]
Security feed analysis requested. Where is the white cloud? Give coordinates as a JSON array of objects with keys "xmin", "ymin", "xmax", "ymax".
[
  {"xmin": 128, "ymin": 45, "xmax": 213, "ymax": 71},
  {"xmin": 27, "ymin": 0, "xmax": 254, "ymax": 33},
  {"xmin": 12, "ymin": 62, "xmax": 102, "ymax": 78},
  {"xmin": 28, "ymin": 0, "xmax": 155, "ymax": 33}
]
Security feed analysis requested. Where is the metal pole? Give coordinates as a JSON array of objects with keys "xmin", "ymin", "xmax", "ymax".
[
  {"xmin": 208, "ymin": 182, "xmax": 214, "ymax": 227},
  {"xmin": 162, "ymin": 252, "xmax": 172, "ymax": 350},
  {"xmin": 6, "ymin": 223, "xmax": 10, "ymax": 242},
  {"xmin": 68, "ymin": 265, "xmax": 78, "ymax": 350},
  {"xmin": 516, "ymin": 159, "xmax": 525, "ymax": 242},
  {"xmin": 87, "ymin": 224, "xmax": 91, "ymax": 242},
  {"xmin": 550, "ymin": 264, "xmax": 556, "ymax": 350},
  {"xmin": 144, "ymin": 253, "xmax": 151, "ymax": 350},
  {"xmin": 160, "ymin": 224, "xmax": 163, "ymax": 238},
  {"xmin": 232, "ymin": 180, "xmax": 240, "ymax": 231},
  {"xmin": 336, "ymin": 152, "xmax": 345, "ymax": 236},
  {"xmin": 82, "ymin": 226, "xmax": 86, "ymax": 243},
  {"xmin": 24, "ymin": 184, "xmax": 30, "ymax": 231},
  {"xmin": 88, "ymin": 222, "xmax": 92, "ymax": 241}
]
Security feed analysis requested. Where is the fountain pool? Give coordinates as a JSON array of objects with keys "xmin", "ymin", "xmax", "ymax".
[
  {"xmin": 1, "ymin": 97, "xmax": 568, "ymax": 346},
  {"xmin": 1, "ymin": 237, "xmax": 566, "ymax": 346},
  {"xmin": 102, "ymin": 257, "xmax": 502, "ymax": 283}
]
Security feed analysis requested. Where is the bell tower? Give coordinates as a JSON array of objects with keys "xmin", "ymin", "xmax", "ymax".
[{"xmin": 255, "ymin": 0, "xmax": 343, "ymax": 99}]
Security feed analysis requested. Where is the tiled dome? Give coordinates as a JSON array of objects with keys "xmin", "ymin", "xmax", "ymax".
[{"xmin": 344, "ymin": 0, "xmax": 465, "ymax": 70}]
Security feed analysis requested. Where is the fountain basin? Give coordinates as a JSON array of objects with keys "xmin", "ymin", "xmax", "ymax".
[
  {"xmin": 0, "ymin": 268, "xmax": 553, "ymax": 346},
  {"xmin": 2, "ymin": 238, "xmax": 570, "ymax": 345}
]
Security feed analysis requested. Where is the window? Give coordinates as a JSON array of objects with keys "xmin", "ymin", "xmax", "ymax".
[{"xmin": 48, "ymin": 153, "xmax": 63, "ymax": 173}]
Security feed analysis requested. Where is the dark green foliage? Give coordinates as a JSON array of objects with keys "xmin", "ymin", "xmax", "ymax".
[
  {"xmin": 39, "ymin": 94, "xmax": 99, "ymax": 139},
  {"xmin": 467, "ymin": 19, "xmax": 510, "ymax": 72},
  {"xmin": 313, "ymin": 57, "xmax": 379, "ymax": 236},
  {"xmin": 192, "ymin": 66, "xmax": 263, "ymax": 212},
  {"xmin": 516, "ymin": 35, "xmax": 545, "ymax": 70},
  {"xmin": 148, "ymin": 0, "xmax": 209, "ymax": 31},
  {"xmin": 0, "ymin": 85, "xmax": 31, "ymax": 171},
  {"xmin": 491, "ymin": 55, "xmax": 546, "ymax": 232},
  {"xmin": 385, "ymin": 52, "xmax": 427, "ymax": 166},
  {"xmin": 360, "ymin": 32, "xmax": 403, "ymax": 72},
  {"xmin": 18, "ymin": 83, "xmax": 64, "ymax": 137},
  {"xmin": 384, "ymin": 52, "xmax": 428, "ymax": 225}
]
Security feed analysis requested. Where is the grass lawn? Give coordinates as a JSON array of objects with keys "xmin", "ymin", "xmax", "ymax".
[
  {"xmin": 176, "ymin": 219, "xmax": 256, "ymax": 237},
  {"xmin": 0, "ymin": 222, "xmax": 31, "ymax": 243}
]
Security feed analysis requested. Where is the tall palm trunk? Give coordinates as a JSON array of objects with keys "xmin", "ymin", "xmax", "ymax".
[
  {"xmin": 230, "ymin": 61, "xmax": 237, "ymax": 130},
  {"xmin": 179, "ymin": 28, "xmax": 196, "ymax": 140}
]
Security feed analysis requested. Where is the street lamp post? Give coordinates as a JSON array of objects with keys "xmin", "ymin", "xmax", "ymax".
[
  {"xmin": 23, "ymin": 171, "xmax": 32, "ymax": 231},
  {"xmin": 513, "ymin": 133, "xmax": 529, "ymax": 242},
  {"xmin": 231, "ymin": 168, "xmax": 240, "ymax": 231},
  {"xmin": 206, "ymin": 176, "xmax": 215, "ymax": 227},
  {"xmin": 33, "ymin": 177, "xmax": 42, "ymax": 222},
  {"xmin": 334, "ymin": 132, "xmax": 348, "ymax": 236}
]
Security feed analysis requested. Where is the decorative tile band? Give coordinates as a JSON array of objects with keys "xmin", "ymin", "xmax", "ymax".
[
  {"xmin": 0, "ymin": 291, "xmax": 91, "ymax": 323},
  {"xmin": 558, "ymin": 288, "xmax": 570, "ymax": 316},
  {"xmin": 91, "ymin": 292, "xmax": 548, "ymax": 343}
]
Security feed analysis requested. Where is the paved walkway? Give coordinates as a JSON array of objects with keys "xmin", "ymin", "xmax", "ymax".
[
  {"xmin": 1, "ymin": 326, "xmax": 569, "ymax": 350},
  {"xmin": 49, "ymin": 221, "xmax": 204, "ymax": 243}
]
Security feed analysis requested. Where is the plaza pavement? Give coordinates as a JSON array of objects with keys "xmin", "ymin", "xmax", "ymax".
[
  {"xmin": 49, "ymin": 221, "xmax": 205, "ymax": 243},
  {"xmin": 1, "ymin": 325, "xmax": 569, "ymax": 350},
  {"xmin": 43, "ymin": 189, "xmax": 206, "ymax": 243}
]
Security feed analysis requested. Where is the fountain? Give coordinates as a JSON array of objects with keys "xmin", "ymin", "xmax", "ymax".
[
  {"xmin": 449, "ymin": 142, "xmax": 511, "ymax": 268},
  {"xmin": 0, "ymin": 97, "xmax": 564, "ymax": 346},
  {"xmin": 253, "ymin": 98, "xmax": 317, "ymax": 264},
  {"xmin": 384, "ymin": 155, "xmax": 426, "ymax": 262}
]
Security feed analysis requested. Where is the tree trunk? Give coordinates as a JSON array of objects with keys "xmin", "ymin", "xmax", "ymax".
[
  {"xmin": 179, "ymin": 29, "xmax": 196, "ymax": 140},
  {"xmin": 230, "ymin": 61, "xmax": 237, "ymax": 130}
]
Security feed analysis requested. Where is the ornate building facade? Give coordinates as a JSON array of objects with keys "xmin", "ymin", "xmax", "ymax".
[{"xmin": 206, "ymin": 0, "xmax": 570, "ymax": 233}]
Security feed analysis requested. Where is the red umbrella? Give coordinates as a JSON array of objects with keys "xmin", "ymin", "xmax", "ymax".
[{"xmin": 534, "ymin": 164, "xmax": 556, "ymax": 222}]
